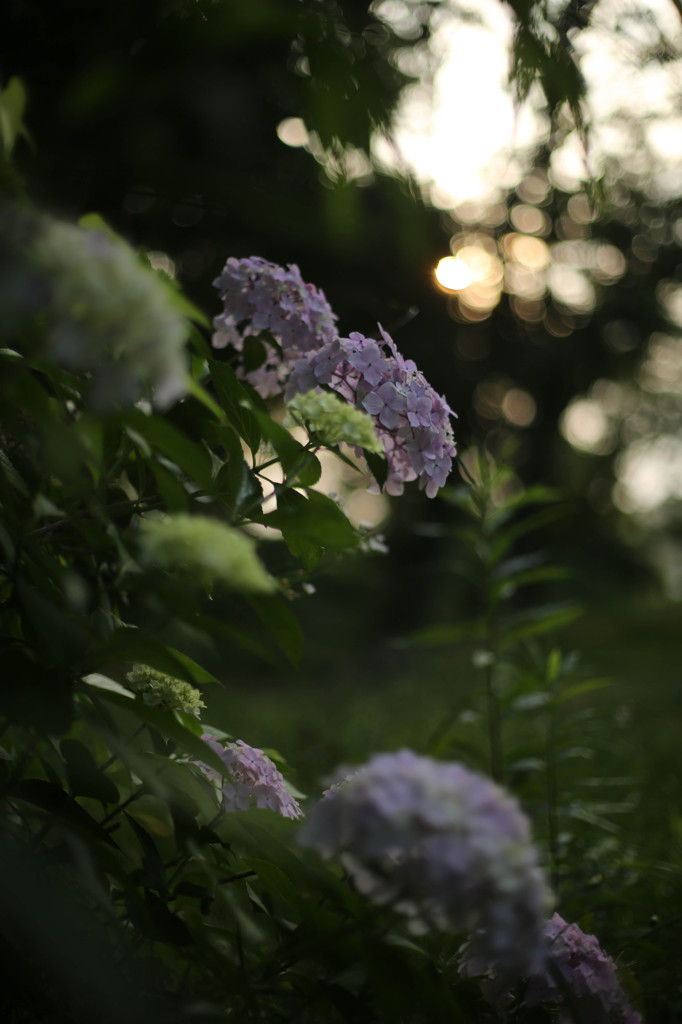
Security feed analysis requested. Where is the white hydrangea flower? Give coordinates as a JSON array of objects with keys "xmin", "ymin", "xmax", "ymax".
[{"xmin": 30, "ymin": 217, "xmax": 189, "ymax": 410}]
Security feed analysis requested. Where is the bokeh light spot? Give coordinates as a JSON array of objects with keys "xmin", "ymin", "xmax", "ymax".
[
  {"xmin": 502, "ymin": 388, "xmax": 537, "ymax": 426},
  {"xmin": 276, "ymin": 117, "xmax": 309, "ymax": 147},
  {"xmin": 435, "ymin": 256, "xmax": 474, "ymax": 291},
  {"xmin": 560, "ymin": 398, "xmax": 613, "ymax": 453}
]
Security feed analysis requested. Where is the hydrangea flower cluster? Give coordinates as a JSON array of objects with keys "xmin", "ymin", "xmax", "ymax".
[
  {"xmin": 285, "ymin": 326, "xmax": 456, "ymax": 497},
  {"xmin": 2, "ymin": 206, "xmax": 189, "ymax": 410},
  {"xmin": 212, "ymin": 256, "xmax": 337, "ymax": 397},
  {"xmin": 298, "ymin": 750, "xmax": 550, "ymax": 981},
  {"xmin": 212, "ymin": 258, "xmax": 456, "ymax": 497},
  {"xmin": 525, "ymin": 914, "xmax": 642, "ymax": 1024},
  {"xmin": 139, "ymin": 514, "xmax": 276, "ymax": 593},
  {"xmin": 287, "ymin": 389, "xmax": 382, "ymax": 453},
  {"xmin": 199, "ymin": 734, "xmax": 303, "ymax": 819},
  {"xmin": 127, "ymin": 664, "xmax": 205, "ymax": 716}
]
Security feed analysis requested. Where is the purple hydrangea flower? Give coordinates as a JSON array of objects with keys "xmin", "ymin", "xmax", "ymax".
[
  {"xmin": 213, "ymin": 257, "xmax": 456, "ymax": 497},
  {"xmin": 285, "ymin": 324, "xmax": 457, "ymax": 498},
  {"xmin": 524, "ymin": 914, "xmax": 642, "ymax": 1024},
  {"xmin": 212, "ymin": 257, "xmax": 337, "ymax": 397},
  {"xmin": 299, "ymin": 750, "xmax": 549, "ymax": 981},
  {"xmin": 199, "ymin": 734, "xmax": 303, "ymax": 820}
]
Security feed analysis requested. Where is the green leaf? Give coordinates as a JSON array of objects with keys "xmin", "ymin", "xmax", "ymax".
[
  {"xmin": 166, "ymin": 648, "xmax": 220, "ymax": 686},
  {"xmin": 61, "ymin": 738, "xmax": 119, "ymax": 804},
  {"xmin": 127, "ymin": 795, "xmax": 175, "ymax": 838},
  {"xmin": 82, "ymin": 673, "xmax": 135, "ymax": 698},
  {"xmin": 0, "ymin": 647, "xmax": 73, "ymax": 732},
  {"xmin": 498, "ymin": 603, "xmax": 582, "ymax": 649},
  {"xmin": 252, "ymin": 409, "xmax": 311, "ymax": 480},
  {"xmin": 365, "ymin": 450, "xmax": 388, "ymax": 490},
  {"xmin": 260, "ymin": 488, "xmax": 357, "ymax": 555},
  {"xmin": 16, "ymin": 579, "xmax": 91, "ymax": 671},
  {"xmin": 11, "ymin": 779, "xmax": 116, "ymax": 846},
  {"xmin": 122, "ymin": 409, "xmax": 213, "ymax": 489},
  {"xmin": 208, "ymin": 360, "xmax": 262, "ymax": 453},
  {"xmin": 489, "ymin": 505, "xmax": 568, "ymax": 565},
  {"xmin": 183, "ymin": 373, "xmax": 226, "ymax": 421},
  {"xmin": 211, "ymin": 423, "xmax": 262, "ymax": 515},
  {"xmin": 93, "ymin": 689, "xmax": 227, "ymax": 778},
  {"xmin": 248, "ymin": 594, "xmax": 303, "ymax": 666},
  {"xmin": 149, "ymin": 460, "xmax": 189, "ymax": 511},
  {"xmin": 0, "ymin": 77, "xmax": 30, "ymax": 156},
  {"xmin": 557, "ymin": 678, "xmax": 613, "ymax": 703},
  {"xmin": 248, "ymin": 857, "xmax": 303, "ymax": 915},
  {"xmin": 398, "ymin": 618, "xmax": 485, "ymax": 649},
  {"xmin": 0, "ymin": 448, "xmax": 29, "ymax": 497},
  {"xmin": 295, "ymin": 453, "xmax": 322, "ymax": 488},
  {"xmin": 103, "ymin": 629, "xmax": 217, "ymax": 687}
]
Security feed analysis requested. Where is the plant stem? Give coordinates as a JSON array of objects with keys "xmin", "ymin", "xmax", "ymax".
[
  {"xmin": 484, "ymin": 653, "xmax": 503, "ymax": 783},
  {"xmin": 545, "ymin": 704, "xmax": 560, "ymax": 894}
]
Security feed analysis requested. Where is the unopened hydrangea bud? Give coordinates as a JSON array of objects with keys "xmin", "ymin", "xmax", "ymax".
[
  {"xmin": 287, "ymin": 389, "xmax": 383, "ymax": 452},
  {"xmin": 127, "ymin": 664, "xmax": 205, "ymax": 716},
  {"xmin": 198, "ymin": 734, "xmax": 303, "ymax": 819},
  {"xmin": 524, "ymin": 914, "xmax": 642, "ymax": 1024},
  {"xmin": 286, "ymin": 325, "xmax": 456, "ymax": 498},
  {"xmin": 3, "ymin": 207, "xmax": 189, "ymax": 409},
  {"xmin": 212, "ymin": 256, "xmax": 337, "ymax": 397},
  {"xmin": 299, "ymin": 750, "xmax": 550, "ymax": 983},
  {"xmin": 140, "ymin": 514, "xmax": 277, "ymax": 593}
]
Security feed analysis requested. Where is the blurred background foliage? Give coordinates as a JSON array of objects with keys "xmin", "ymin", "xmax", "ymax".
[{"xmin": 1, "ymin": 2, "xmax": 681, "ymax": 1014}]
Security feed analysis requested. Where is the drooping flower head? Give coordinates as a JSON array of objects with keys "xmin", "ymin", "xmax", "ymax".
[
  {"xmin": 199, "ymin": 734, "xmax": 303, "ymax": 820},
  {"xmin": 299, "ymin": 750, "xmax": 550, "ymax": 982},
  {"xmin": 286, "ymin": 326, "xmax": 457, "ymax": 497},
  {"xmin": 524, "ymin": 914, "xmax": 642, "ymax": 1024},
  {"xmin": 212, "ymin": 256, "xmax": 337, "ymax": 397},
  {"xmin": 1, "ymin": 206, "xmax": 189, "ymax": 409}
]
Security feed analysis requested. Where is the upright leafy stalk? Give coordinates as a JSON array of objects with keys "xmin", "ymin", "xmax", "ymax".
[{"xmin": 461, "ymin": 454, "xmax": 504, "ymax": 783}]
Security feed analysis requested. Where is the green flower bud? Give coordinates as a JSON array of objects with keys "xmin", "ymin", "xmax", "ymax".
[
  {"xmin": 287, "ymin": 390, "xmax": 383, "ymax": 453},
  {"xmin": 140, "ymin": 514, "xmax": 277, "ymax": 593},
  {"xmin": 127, "ymin": 664, "xmax": 205, "ymax": 716}
]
